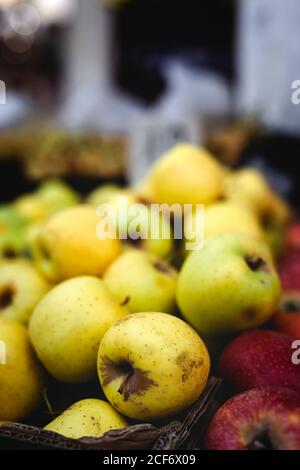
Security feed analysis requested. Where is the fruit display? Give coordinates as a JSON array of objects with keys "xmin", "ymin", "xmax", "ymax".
[{"xmin": 0, "ymin": 142, "xmax": 299, "ymax": 450}]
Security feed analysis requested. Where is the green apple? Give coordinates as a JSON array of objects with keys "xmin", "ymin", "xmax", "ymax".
[
  {"xmin": 0, "ymin": 259, "xmax": 50, "ymax": 325},
  {"xmin": 29, "ymin": 276, "xmax": 128, "ymax": 383},
  {"xmin": 0, "ymin": 206, "xmax": 27, "ymax": 258},
  {"xmin": 30, "ymin": 205, "xmax": 121, "ymax": 282},
  {"xmin": 14, "ymin": 180, "xmax": 80, "ymax": 224},
  {"xmin": 0, "ymin": 318, "xmax": 44, "ymax": 421},
  {"xmin": 225, "ymin": 168, "xmax": 274, "ymax": 218},
  {"xmin": 177, "ymin": 233, "xmax": 281, "ymax": 337},
  {"xmin": 145, "ymin": 144, "xmax": 224, "ymax": 207},
  {"xmin": 97, "ymin": 312, "xmax": 210, "ymax": 420},
  {"xmin": 104, "ymin": 250, "xmax": 177, "ymax": 314},
  {"xmin": 225, "ymin": 168, "xmax": 292, "ymax": 230},
  {"xmin": 44, "ymin": 399, "xmax": 128, "ymax": 439},
  {"xmin": 184, "ymin": 201, "xmax": 264, "ymax": 254},
  {"xmin": 99, "ymin": 193, "xmax": 174, "ymax": 259},
  {"xmin": 86, "ymin": 184, "xmax": 125, "ymax": 207}
]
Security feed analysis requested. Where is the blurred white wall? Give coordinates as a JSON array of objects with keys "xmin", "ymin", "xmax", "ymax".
[{"xmin": 237, "ymin": 0, "xmax": 300, "ymax": 136}]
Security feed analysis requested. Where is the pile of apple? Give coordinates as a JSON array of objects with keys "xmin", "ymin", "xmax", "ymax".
[{"xmin": 0, "ymin": 143, "xmax": 300, "ymax": 450}]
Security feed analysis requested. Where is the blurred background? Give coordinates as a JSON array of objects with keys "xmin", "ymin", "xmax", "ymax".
[{"xmin": 0, "ymin": 0, "xmax": 299, "ymax": 205}]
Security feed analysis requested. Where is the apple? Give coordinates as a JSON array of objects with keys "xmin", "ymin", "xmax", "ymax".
[
  {"xmin": 97, "ymin": 312, "xmax": 210, "ymax": 421},
  {"xmin": 205, "ymin": 387, "xmax": 300, "ymax": 450},
  {"xmin": 177, "ymin": 233, "xmax": 281, "ymax": 337},
  {"xmin": 285, "ymin": 223, "xmax": 300, "ymax": 253},
  {"xmin": 264, "ymin": 225, "xmax": 285, "ymax": 260},
  {"xmin": 29, "ymin": 276, "xmax": 128, "ymax": 383},
  {"xmin": 273, "ymin": 291, "xmax": 300, "ymax": 338},
  {"xmin": 14, "ymin": 180, "xmax": 80, "ymax": 223},
  {"xmin": 225, "ymin": 168, "xmax": 292, "ymax": 230},
  {"xmin": 0, "ymin": 206, "xmax": 27, "ymax": 258},
  {"xmin": 225, "ymin": 168, "xmax": 275, "ymax": 218},
  {"xmin": 36, "ymin": 179, "xmax": 79, "ymax": 210},
  {"xmin": 86, "ymin": 185, "xmax": 129, "ymax": 207},
  {"xmin": 279, "ymin": 251, "xmax": 300, "ymax": 291},
  {"xmin": 0, "ymin": 259, "xmax": 50, "ymax": 325},
  {"xmin": 30, "ymin": 205, "xmax": 121, "ymax": 282},
  {"xmin": 102, "ymin": 193, "xmax": 174, "ymax": 260},
  {"xmin": 44, "ymin": 399, "xmax": 128, "ymax": 439},
  {"xmin": 0, "ymin": 318, "xmax": 44, "ymax": 422},
  {"xmin": 104, "ymin": 250, "xmax": 177, "ymax": 314},
  {"xmin": 220, "ymin": 330, "xmax": 300, "ymax": 394},
  {"xmin": 144, "ymin": 144, "xmax": 224, "ymax": 207},
  {"xmin": 184, "ymin": 201, "xmax": 264, "ymax": 252}
]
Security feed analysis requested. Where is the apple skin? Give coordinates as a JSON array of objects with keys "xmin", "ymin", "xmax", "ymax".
[
  {"xmin": 0, "ymin": 318, "xmax": 44, "ymax": 422},
  {"xmin": 280, "ymin": 251, "xmax": 300, "ymax": 292},
  {"xmin": 97, "ymin": 312, "xmax": 210, "ymax": 421},
  {"xmin": 86, "ymin": 185, "xmax": 129, "ymax": 208},
  {"xmin": 220, "ymin": 330, "xmax": 300, "ymax": 394},
  {"xmin": 273, "ymin": 291, "xmax": 300, "ymax": 338},
  {"xmin": 14, "ymin": 180, "xmax": 79, "ymax": 224},
  {"xmin": 44, "ymin": 399, "xmax": 128, "ymax": 439},
  {"xmin": 0, "ymin": 206, "xmax": 27, "ymax": 258},
  {"xmin": 177, "ymin": 233, "xmax": 281, "ymax": 337},
  {"xmin": 104, "ymin": 250, "xmax": 177, "ymax": 314},
  {"xmin": 285, "ymin": 223, "xmax": 300, "ymax": 253},
  {"xmin": 225, "ymin": 168, "xmax": 292, "ymax": 229},
  {"xmin": 225, "ymin": 168, "xmax": 274, "ymax": 219},
  {"xmin": 205, "ymin": 387, "xmax": 300, "ymax": 450},
  {"xmin": 145, "ymin": 143, "xmax": 225, "ymax": 207},
  {"xmin": 0, "ymin": 259, "xmax": 50, "ymax": 325},
  {"xmin": 29, "ymin": 276, "xmax": 128, "ymax": 383},
  {"xmin": 184, "ymin": 201, "xmax": 264, "ymax": 252},
  {"xmin": 30, "ymin": 205, "xmax": 121, "ymax": 282}
]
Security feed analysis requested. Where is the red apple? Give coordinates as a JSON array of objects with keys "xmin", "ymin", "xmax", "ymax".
[
  {"xmin": 285, "ymin": 223, "xmax": 300, "ymax": 253},
  {"xmin": 205, "ymin": 387, "xmax": 300, "ymax": 450},
  {"xmin": 273, "ymin": 291, "xmax": 300, "ymax": 338},
  {"xmin": 220, "ymin": 330, "xmax": 300, "ymax": 394},
  {"xmin": 279, "ymin": 251, "xmax": 300, "ymax": 291}
]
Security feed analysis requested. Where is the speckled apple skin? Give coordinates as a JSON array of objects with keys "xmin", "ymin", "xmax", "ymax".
[
  {"xmin": 220, "ymin": 330, "xmax": 300, "ymax": 394},
  {"xmin": 29, "ymin": 277, "xmax": 128, "ymax": 383},
  {"xmin": 0, "ymin": 318, "xmax": 44, "ymax": 421},
  {"xmin": 98, "ymin": 312, "xmax": 210, "ymax": 421},
  {"xmin": 205, "ymin": 387, "xmax": 300, "ymax": 450},
  {"xmin": 44, "ymin": 399, "xmax": 127, "ymax": 439}
]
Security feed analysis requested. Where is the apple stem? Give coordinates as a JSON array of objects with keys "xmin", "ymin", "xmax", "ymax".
[{"xmin": 117, "ymin": 372, "xmax": 132, "ymax": 401}]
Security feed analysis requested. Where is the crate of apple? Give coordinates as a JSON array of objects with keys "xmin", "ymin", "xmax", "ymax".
[{"xmin": 0, "ymin": 144, "xmax": 299, "ymax": 450}]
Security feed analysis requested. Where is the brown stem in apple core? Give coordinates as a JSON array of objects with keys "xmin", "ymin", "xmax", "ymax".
[
  {"xmin": 245, "ymin": 255, "xmax": 267, "ymax": 272},
  {"xmin": 0, "ymin": 285, "xmax": 15, "ymax": 309},
  {"xmin": 100, "ymin": 356, "xmax": 158, "ymax": 401}
]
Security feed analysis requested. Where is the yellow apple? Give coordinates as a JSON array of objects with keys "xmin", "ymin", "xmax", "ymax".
[
  {"xmin": 145, "ymin": 144, "xmax": 224, "ymax": 207},
  {"xmin": 44, "ymin": 399, "xmax": 128, "ymax": 439},
  {"xmin": 0, "ymin": 259, "xmax": 50, "ymax": 325},
  {"xmin": 98, "ymin": 312, "xmax": 210, "ymax": 420},
  {"xmin": 184, "ymin": 201, "xmax": 264, "ymax": 252},
  {"xmin": 177, "ymin": 233, "xmax": 281, "ymax": 337},
  {"xmin": 30, "ymin": 205, "xmax": 121, "ymax": 282},
  {"xmin": 0, "ymin": 318, "xmax": 44, "ymax": 421},
  {"xmin": 104, "ymin": 250, "xmax": 177, "ymax": 314},
  {"xmin": 29, "ymin": 276, "xmax": 128, "ymax": 383}
]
